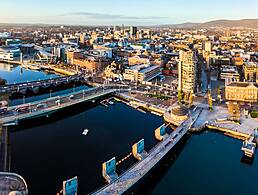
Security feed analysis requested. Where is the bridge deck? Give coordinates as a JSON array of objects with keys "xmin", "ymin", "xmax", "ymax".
[
  {"xmin": 0, "ymin": 87, "xmax": 116, "ymax": 124},
  {"xmin": 0, "ymin": 74, "xmax": 84, "ymax": 93},
  {"xmin": 92, "ymin": 110, "xmax": 200, "ymax": 195}
]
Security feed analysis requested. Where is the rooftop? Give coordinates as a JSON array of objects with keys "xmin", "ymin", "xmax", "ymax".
[{"xmin": 227, "ymin": 82, "xmax": 258, "ymax": 88}]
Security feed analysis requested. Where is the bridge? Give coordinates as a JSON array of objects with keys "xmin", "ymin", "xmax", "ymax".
[
  {"xmin": 0, "ymin": 74, "xmax": 86, "ymax": 94},
  {"xmin": 92, "ymin": 109, "xmax": 200, "ymax": 195},
  {"xmin": 0, "ymin": 85, "xmax": 128, "ymax": 125}
]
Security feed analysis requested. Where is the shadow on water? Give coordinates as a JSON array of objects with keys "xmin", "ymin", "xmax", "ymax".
[
  {"xmin": 125, "ymin": 133, "xmax": 191, "ymax": 195},
  {"xmin": 241, "ymin": 155, "xmax": 254, "ymax": 165}
]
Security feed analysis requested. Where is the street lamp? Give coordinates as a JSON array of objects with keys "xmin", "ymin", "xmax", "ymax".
[{"xmin": 23, "ymin": 95, "xmax": 25, "ymax": 104}]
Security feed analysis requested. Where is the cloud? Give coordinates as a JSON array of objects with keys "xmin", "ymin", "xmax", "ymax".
[{"xmin": 60, "ymin": 12, "xmax": 167, "ymax": 20}]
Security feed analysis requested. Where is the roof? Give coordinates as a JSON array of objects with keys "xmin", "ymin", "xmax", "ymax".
[
  {"xmin": 227, "ymin": 82, "xmax": 258, "ymax": 88},
  {"xmin": 172, "ymin": 105, "xmax": 189, "ymax": 116},
  {"xmin": 0, "ymin": 46, "xmax": 19, "ymax": 51}
]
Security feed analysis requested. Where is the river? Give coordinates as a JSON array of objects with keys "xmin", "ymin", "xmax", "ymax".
[{"xmin": 1, "ymin": 64, "xmax": 258, "ymax": 195}]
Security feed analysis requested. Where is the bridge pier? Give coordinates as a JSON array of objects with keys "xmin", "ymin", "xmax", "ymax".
[
  {"xmin": 155, "ymin": 124, "xmax": 167, "ymax": 141},
  {"xmin": 132, "ymin": 139, "xmax": 147, "ymax": 161},
  {"xmin": 0, "ymin": 124, "xmax": 11, "ymax": 172},
  {"xmin": 102, "ymin": 157, "xmax": 118, "ymax": 183}
]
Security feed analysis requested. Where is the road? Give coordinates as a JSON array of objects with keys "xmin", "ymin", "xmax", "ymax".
[{"xmin": 0, "ymin": 85, "xmax": 129, "ymax": 124}]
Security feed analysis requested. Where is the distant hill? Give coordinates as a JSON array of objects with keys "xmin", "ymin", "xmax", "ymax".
[
  {"xmin": 199, "ymin": 19, "xmax": 258, "ymax": 28},
  {"xmin": 163, "ymin": 19, "xmax": 258, "ymax": 29}
]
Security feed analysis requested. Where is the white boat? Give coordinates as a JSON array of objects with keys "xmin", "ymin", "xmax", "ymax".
[
  {"xmin": 108, "ymin": 100, "xmax": 114, "ymax": 105},
  {"xmin": 82, "ymin": 129, "xmax": 89, "ymax": 135}
]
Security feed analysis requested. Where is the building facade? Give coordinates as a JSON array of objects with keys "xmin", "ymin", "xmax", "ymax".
[
  {"xmin": 225, "ymin": 82, "xmax": 258, "ymax": 103},
  {"xmin": 0, "ymin": 46, "xmax": 21, "ymax": 61},
  {"xmin": 123, "ymin": 64, "xmax": 161, "ymax": 83},
  {"xmin": 178, "ymin": 50, "xmax": 197, "ymax": 94},
  {"xmin": 244, "ymin": 62, "xmax": 258, "ymax": 83}
]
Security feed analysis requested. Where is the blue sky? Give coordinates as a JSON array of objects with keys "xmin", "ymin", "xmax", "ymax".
[{"xmin": 1, "ymin": 0, "xmax": 258, "ymax": 25}]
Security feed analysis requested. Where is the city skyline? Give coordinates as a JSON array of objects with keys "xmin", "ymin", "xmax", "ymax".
[{"xmin": 1, "ymin": 0, "xmax": 258, "ymax": 25}]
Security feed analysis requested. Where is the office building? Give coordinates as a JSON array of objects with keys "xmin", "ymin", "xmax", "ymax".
[
  {"xmin": 130, "ymin": 26, "xmax": 137, "ymax": 38},
  {"xmin": 0, "ymin": 46, "xmax": 21, "ymax": 61},
  {"xmin": 178, "ymin": 50, "xmax": 197, "ymax": 94},
  {"xmin": 123, "ymin": 64, "xmax": 161, "ymax": 83},
  {"xmin": 244, "ymin": 61, "xmax": 258, "ymax": 83},
  {"xmin": 203, "ymin": 41, "xmax": 212, "ymax": 53},
  {"xmin": 225, "ymin": 82, "xmax": 258, "ymax": 103}
]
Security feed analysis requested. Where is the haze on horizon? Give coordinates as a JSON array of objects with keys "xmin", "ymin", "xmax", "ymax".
[{"xmin": 1, "ymin": 0, "xmax": 258, "ymax": 26}]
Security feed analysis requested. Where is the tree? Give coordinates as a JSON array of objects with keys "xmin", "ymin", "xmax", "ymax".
[
  {"xmin": 207, "ymin": 89, "xmax": 213, "ymax": 111},
  {"xmin": 217, "ymin": 84, "xmax": 222, "ymax": 103},
  {"xmin": 178, "ymin": 90, "xmax": 183, "ymax": 102},
  {"xmin": 189, "ymin": 92, "xmax": 193, "ymax": 107}
]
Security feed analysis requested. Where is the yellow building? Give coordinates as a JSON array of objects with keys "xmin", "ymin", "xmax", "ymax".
[
  {"xmin": 73, "ymin": 58, "xmax": 108, "ymax": 73},
  {"xmin": 123, "ymin": 64, "xmax": 161, "ymax": 83},
  {"xmin": 128, "ymin": 56, "xmax": 150, "ymax": 66},
  {"xmin": 244, "ymin": 62, "xmax": 258, "ymax": 83},
  {"xmin": 225, "ymin": 82, "xmax": 258, "ymax": 103}
]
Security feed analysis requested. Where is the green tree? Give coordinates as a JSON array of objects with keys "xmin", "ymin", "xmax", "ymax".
[
  {"xmin": 208, "ymin": 90, "xmax": 213, "ymax": 111},
  {"xmin": 189, "ymin": 92, "xmax": 193, "ymax": 107},
  {"xmin": 178, "ymin": 90, "xmax": 183, "ymax": 102}
]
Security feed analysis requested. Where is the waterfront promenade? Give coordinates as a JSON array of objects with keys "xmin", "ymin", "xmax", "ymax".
[
  {"xmin": 192, "ymin": 104, "xmax": 258, "ymax": 140},
  {"xmin": 92, "ymin": 109, "xmax": 200, "ymax": 195}
]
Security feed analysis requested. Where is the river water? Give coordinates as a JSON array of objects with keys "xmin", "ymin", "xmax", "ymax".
[
  {"xmin": 1, "ymin": 64, "xmax": 258, "ymax": 195},
  {"xmin": 0, "ymin": 63, "xmax": 58, "ymax": 84}
]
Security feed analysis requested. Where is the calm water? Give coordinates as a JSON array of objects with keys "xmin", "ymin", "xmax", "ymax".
[
  {"xmin": 148, "ymin": 132, "xmax": 258, "ymax": 195},
  {"xmin": 3, "ymin": 64, "xmax": 258, "ymax": 195},
  {"xmin": 0, "ymin": 63, "xmax": 58, "ymax": 84},
  {"xmin": 10, "ymin": 103, "xmax": 163, "ymax": 194},
  {"xmin": 9, "ymin": 103, "xmax": 258, "ymax": 195},
  {"xmin": 0, "ymin": 63, "xmax": 88, "ymax": 106}
]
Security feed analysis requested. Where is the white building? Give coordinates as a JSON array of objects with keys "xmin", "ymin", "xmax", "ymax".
[
  {"xmin": 123, "ymin": 64, "xmax": 161, "ymax": 83},
  {"xmin": 0, "ymin": 46, "xmax": 21, "ymax": 61}
]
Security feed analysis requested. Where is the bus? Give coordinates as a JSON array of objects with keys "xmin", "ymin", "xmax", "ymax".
[{"xmin": 15, "ymin": 105, "xmax": 29, "ymax": 113}]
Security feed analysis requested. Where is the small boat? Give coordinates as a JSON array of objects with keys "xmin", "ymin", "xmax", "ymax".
[
  {"xmin": 108, "ymin": 100, "xmax": 114, "ymax": 105},
  {"xmin": 82, "ymin": 129, "xmax": 89, "ymax": 135}
]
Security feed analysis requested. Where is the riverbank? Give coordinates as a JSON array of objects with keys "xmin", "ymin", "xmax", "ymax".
[
  {"xmin": 0, "ymin": 60, "xmax": 77, "ymax": 76},
  {"xmin": 115, "ymin": 92, "xmax": 258, "ymax": 142},
  {"xmin": 192, "ymin": 105, "xmax": 257, "ymax": 140}
]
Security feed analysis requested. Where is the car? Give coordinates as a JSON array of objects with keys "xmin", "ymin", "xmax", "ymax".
[
  {"xmin": 36, "ymin": 104, "xmax": 46, "ymax": 109},
  {"xmin": 0, "ymin": 107, "xmax": 8, "ymax": 114}
]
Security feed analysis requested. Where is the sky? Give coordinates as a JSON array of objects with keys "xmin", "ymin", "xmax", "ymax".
[{"xmin": 0, "ymin": 0, "xmax": 258, "ymax": 25}]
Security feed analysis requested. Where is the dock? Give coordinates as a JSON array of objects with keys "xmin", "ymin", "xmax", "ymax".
[{"xmin": 241, "ymin": 136, "xmax": 256, "ymax": 158}]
